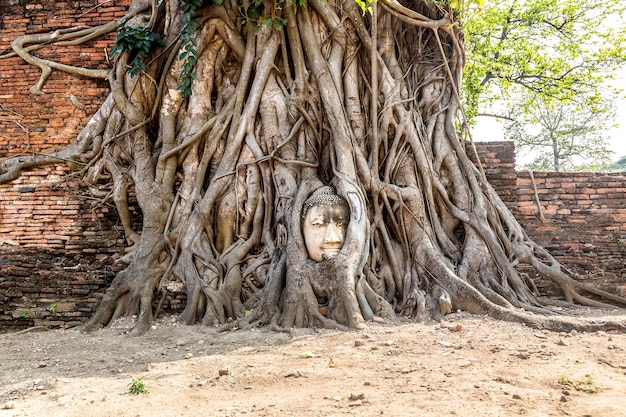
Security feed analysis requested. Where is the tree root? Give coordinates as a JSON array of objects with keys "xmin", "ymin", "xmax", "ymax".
[{"xmin": 1, "ymin": 326, "xmax": 50, "ymax": 337}]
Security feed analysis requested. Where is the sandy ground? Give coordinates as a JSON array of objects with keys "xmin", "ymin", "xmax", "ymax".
[{"xmin": 1, "ymin": 311, "xmax": 626, "ymax": 417}]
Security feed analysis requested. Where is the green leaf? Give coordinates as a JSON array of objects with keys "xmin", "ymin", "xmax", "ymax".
[
  {"xmin": 247, "ymin": 2, "xmax": 264, "ymax": 20},
  {"xmin": 463, "ymin": 0, "xmax": 626, "ymax": 143},
  {"xmin": 273, "ymin": 18, "xmax": 287, "ymax": 30}
]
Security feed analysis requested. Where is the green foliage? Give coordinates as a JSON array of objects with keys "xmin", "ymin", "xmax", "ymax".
[
  {"xmin": 246, "ymin": 0, "xmax": 265, "ymax": 21},
  {"xmin": 433, "ymin": 0, "xmax": 484, "ymax": 17},
  {"xmin": 20, "ymin": 310, "xmax": 30, "ymax": 319},
  {"xmin": 354, "ymin": 0, "xmax": 484, "ymax": 16},
  {"xmin": 128, "ymin": 377, "xmax": 149, "ymax": 395},
  {"xmin": 463, "ymin": 0, "xmax": 626, "ymax": 123},
  {"xmin": 463, "ymin": 0, "xmax": 625, "ymax": 171},
  {"xmin": 354, "ymin": 0, "xmax": 374, "ymax": 14},
  {"xmin": 259, "ymin": 15, "xmax": 288, "ymax": 32},
  {"xmin": 48, "ymin": 303, "xmax": 57, "ymax": 313},
  {"xmin": 110, "ymin": 26, "xmax": 165, "ymax": 78}
]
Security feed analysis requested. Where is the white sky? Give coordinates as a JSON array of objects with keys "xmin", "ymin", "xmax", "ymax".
[
  {"xmin": 607, "ymin": 66, "xmax": 626, "ymax": 158},
  {"xmin": 471, "ymin": 66, "xmax": 626, "ymax": 165}
]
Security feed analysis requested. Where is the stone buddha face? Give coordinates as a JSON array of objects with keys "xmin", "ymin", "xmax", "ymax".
[{"xmin": 302, "ymin": 186, "xmax": 350, "ymax": 262}]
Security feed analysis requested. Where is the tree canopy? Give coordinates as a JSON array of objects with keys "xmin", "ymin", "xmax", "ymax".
[{"xmin": 463, "ymin": 0, "xmax": 626, "ymax": 146}]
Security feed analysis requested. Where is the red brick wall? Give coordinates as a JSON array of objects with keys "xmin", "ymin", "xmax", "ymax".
[
  {"xmin": 473, "ymin": 142, "xmax": 626, "ymax": 298},
  {"xmin": 1, "ymin": 0, "xmax": 130, "ymax": 251},
  {"xmin": 467, "ymin": 141, "xmax": 517, "ymax": 204},
  {"xmin": 514, "ymin": 171, "xmax": 626, "ymax": 297},
  {"xmin": 1, "ymin": 1, "xmax": 132, "ymax": 330},
  {"xmin": 0, "ymin": 246, "xmax": 118, "ymax": 331}
]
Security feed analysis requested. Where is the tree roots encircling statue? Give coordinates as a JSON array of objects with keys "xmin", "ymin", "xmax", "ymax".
[{"xmin": 2, "ymin": 0, "xmax": 626, "ymax": 336}]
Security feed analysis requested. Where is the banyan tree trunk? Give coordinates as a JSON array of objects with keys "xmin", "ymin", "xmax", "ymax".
[{"xmin": 3, "ymin": 0, "xmax": 626, "ymax": 336}]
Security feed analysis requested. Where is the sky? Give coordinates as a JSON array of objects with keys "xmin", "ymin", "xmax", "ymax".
[
  {"xmin": 606, "ymin": 67, "xmax": 626, "ymax": 158},
  {"xmin": 471, "ymin": 66, "xmax": 626, "ymax": 166}
]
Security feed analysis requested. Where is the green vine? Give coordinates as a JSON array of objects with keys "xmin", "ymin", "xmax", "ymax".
[
  {"xmin": 179, "ymin": 0, "xmax": 234, "ymax": 97},
  {"xmin": 178, "ymin": 0, "xmax": 204, "ymax": 98},
  {"xmin": 110, "ymin": 26, "xmax": 165, "ymax": 78},
  {"xmin": 242, "ymin": 0, "xmax": 289, "ymax": 35}
]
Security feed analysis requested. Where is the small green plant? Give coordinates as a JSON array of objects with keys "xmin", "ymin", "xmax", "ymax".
[
  {"xmin": 249, "ymin": 0, "xmax": 287, "ymax": 34},
  {"xmin": 576, "ymin": 375, "xmax": 601, "ymax": 393},
  {"xmin": 558, "ymin": 375, "xmax": 601, "ymax": 393},
  {"xmin": 618, "ymin": 238, "xmax": 625, "ymax": 244},
  {"xmin": 128, "ymin": 376, "xmax": 148, "ymax": 395},
  {"xmin": 558, "ymin": 376, "xmax": 573, "ymax": 388},
  {"xmin": 48, "ymin": 303, "xmax": 57, "ymax": 313},
  {"xmin": 20, "ymin": 310, "xmax": 30, "ymax": 319}
]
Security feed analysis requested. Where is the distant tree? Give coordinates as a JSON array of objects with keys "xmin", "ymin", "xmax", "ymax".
[
  {"xmin": 604, "ymin": 155, "xmax": 626, "ymax": 172},
  {"xmin": 463, "ymin": 0, "xmax": 626, "ymax": 130},
  {"xmin": 504, "ymin": 101, "xmax": 615, "ymax": 171}
]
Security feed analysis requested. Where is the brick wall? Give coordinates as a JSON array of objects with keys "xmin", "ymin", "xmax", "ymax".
[
  {"xmin": 1, "ymin": 0, "xmax": 132, "ymax": 330},
  {"xmin": 0, "ymin": 246, "xmax": 117, "ymax": 331},
  {"xmin": 514, "ymin": 171, "xmax": 626, "ymax": 297},
  {"xmin": 467, "ymin": 140, "xmax": 517, "ymax": 204},
  {"xmin": 1, "ymin": 0, "xmax": 130, "ymax": 251},
  {"xmin": 473, "ymin": 142, "xmax": 626, "ymax": 299}
]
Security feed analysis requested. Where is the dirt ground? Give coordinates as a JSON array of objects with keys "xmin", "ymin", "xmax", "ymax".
[{"xmin": 1, "ymin": 310, "xmax": 626, "ymax": 417}]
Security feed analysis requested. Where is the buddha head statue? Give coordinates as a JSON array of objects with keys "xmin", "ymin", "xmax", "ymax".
[{"xmin": 301, "ymin": 186, "xmax": 350, "ymax": 262}]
